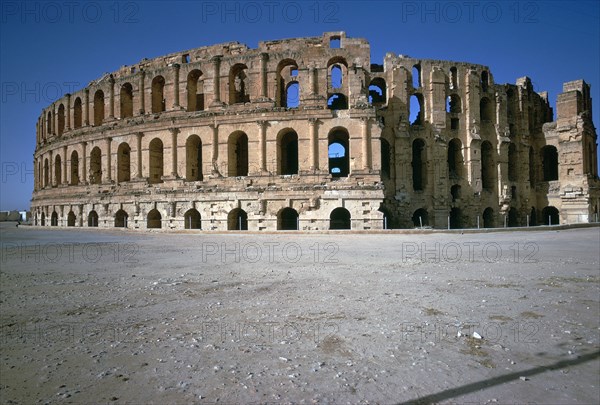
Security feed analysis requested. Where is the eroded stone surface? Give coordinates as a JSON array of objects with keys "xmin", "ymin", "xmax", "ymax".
[{"xmin": 30, "ymin": 32, "xmax": 600, "ymax": 230}]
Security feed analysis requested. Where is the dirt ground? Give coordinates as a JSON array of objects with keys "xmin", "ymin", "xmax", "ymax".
[{"xmin": 0, "ymin": 222, "xmax": 599, "ymax": 404}]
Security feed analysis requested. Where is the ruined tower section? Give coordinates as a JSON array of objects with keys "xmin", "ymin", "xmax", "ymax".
[
  {"xmin": 540, "ymin": 80, "xmax": 599, "ymax": 223},
  {"xmin": 30, "ymin": 32, "xmax": 598, "ymax": 230}
]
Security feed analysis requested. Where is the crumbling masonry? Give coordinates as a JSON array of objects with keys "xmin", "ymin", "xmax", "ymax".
[{"xmin": 31, "ymin": 32, "xmax": 600, "ymax": 230}]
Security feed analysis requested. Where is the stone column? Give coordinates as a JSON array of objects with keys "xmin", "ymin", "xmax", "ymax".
[
  {"xmin": 62, "ymin": 146, "xmax": 68, "ymax": 185},
  {"xmin": 136, "ymin": 132, "xmax": 144, "ymax": 178},
  {"xmin": 257, "ymin": 120, "xmax": 267, "ymax": 173},
  {"xmin": 169, "ymin": 127, "xmax": 179, "ymax": 177},
  {"xmin": 109, "ymin": 76, "xmax": 115, "ymax": 118},
  {"xmin": 210, "ymin": 55, "xmax": 222, "ymax": 106},
  {"xmin": 259, "ymin": 53, "xmax": 268, "ymax": 99},
  {"xmin": 104, "ymin": 138, "xmax": 112, "ymax": 183},
  {"xmin": 308, "ymin": 118, "xmax": 319, "ymax": 170},
  {"xmin": 139, "ymin": 70, "xmax": 146, "ymax": 114},
  {"xmin": 172, "ymin": 64, "xmax": 180, "ymax": 108},
  {"xmin": 361, "ymin": 118, "xmax": 371, "ymax": 170},
  {"xmin": 210, "ymin": 124, "xmax": 219, "ymax": 175},
  {"xmin": 81, "ymin": 142, "xmax": 87, "ymax": 184},
  {"xmin": 84, "ymin": 89, "xmax": 90, "ymax": 126},
  {"xmin": 66, "ymin": 94, "xmax": 71, "ymax": 130}
]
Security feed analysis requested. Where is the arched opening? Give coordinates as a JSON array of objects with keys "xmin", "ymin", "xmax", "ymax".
[
  {"xmin": 285, "ymin": 81, "xmax": 300, "ymax": 108},
  {"xmin": 412, "ymin": 208, "xmax": 429, "ymax": 227},
  {"xmin": 541, "ymin": 206, "xmax": 559, "ymax": 225},
  {"xmin": 328, "ymin": 128, "xmax": 349, "ymax": 178},
  {"xmin": 43, "ymin": 158, "xmax": 49, "ymax": 187},
  {"xmin": 117, "ymin": 143, "xmax": 131, "ymax": 183},
  {"xmin": 508, "ymin": 207, "xmax": 519, "ymax": 227},
  {"xmin": 483, "ymin": 207, "xmax": 494, "ymax": 228},
  {"xmin": 186, "ymin": 135, "xmax": 203, "ymax": 181},
  {"xmin": 67, "ymin": 211, "xmax": 76, "ymax": 227},
  {"xmin": 184, "ymin": 209, "xmax": 201, "ymax": 229},
  {"xmin": 70, "ymin": 150, "xmax": 79, "ymax": 185},
  {"xmin": 410, "ymin": 94, "xmax": 424, "ymax": 125},
  {"xmin": 331, "ymin": 65, "xmax": 342, "ymax": 88},
  {"xmin": 449, "ymin": 207, "xmax": 462, "ymax": 229},
  {"xmin": 229, "ymin": 64, "xmax": 250, "ymax": 104},
  {"xmin": 449, "ymin": 67, "xmax": 458, "ymax": 89},
  {"xmin": 120, "ymin": 83, "xmax": 133, "ymax": 118},
  {"xmin": 379, "ymin": 207, "xmax": 392, "ymax": 229},
  {"xmin": 481, "ymin": 70, "xmax": 489, "ymax": 92},
  {"xmin": 41, "ymin": 212, "xmax": 45, "ymax": 226},
  {"xmin": 276, "ymin": 59, "xmax": 299, "ymax": 107},
  {"xmin": 481, "ymin": 141, "xmax": 495, "ymax": 191},
  {"xmin": 412, "ymin": 138, "xmax": 427, "ymax": 191},
  {"xmin": 228, "ymin": 208, "xmax": 248, "ymax": 230},
  {"xmin": 380, "ymin": 138, "xmax": 391, "ymax": 179},
  {"xmin": 327, "ymin": 93, "xmax": 348, "ymax": 110},
  {"xmin": 57, "ymin": 104, "xmax": 65, "ymax": 135},
  {"xmin": 541, "ymin": 145, "xmax": 558, "ymax": 181},
  {"xmin": 447, "ymin": 138, "xmax": 463, "ymax": 179},
  {"xmin": 90, "ymin": 147, "xmax": 102, "ymax": 184},
  {"xmin": 480, "ymin": 97, "xmax": 493, "ymax": 121},
  {"xmin": 51, "ymin": 212, "xmax": 58, "ymax": 226},
  {"xmin": 508, "ymin": 143, "xmax": 518, "ymax": 181},
  {"xmin": 115, "ymin": 209, "xmax": 128, "ymax": 228},
  {"xmin": 147, "ymin": 209, "xmax": 162, "ymax": 229},
  {"xmin": 228, "ymin": 132, "xmax": 248, "ymax": 176},
  {"xmin": 149, "ymin": 138, "xmax": 164, "ymax": 184},
  {"xmin": 451, "ymin": 184, "xmax": 461, "ymax": 202},
  {"xmin": 151, "ymin": 76, "xmax": 166, "ymax": 113},
  {"xmin": 73, "ymin": 97, "xmax": 82, "ymax": 129},
  {"xmin": 278, "ymin": 130, "xmax": 298, "ymax": 175},
  {"xmin": 530, "ymin": 207, "xmax": 537, "ymax": 226},
  {"xmin": 54, "ymin": 154, "xmax": 62, "ymax": 186},
  {"xmin": 47, "ymin": 111, "xmax": 52, "ymax": 134},
  {"xmin": 278, "ymin": 208, "xmax": 299, "ymax": 230},
  {"xmin": 368, "ymin": 78, "xmax": 386, "ymax": 105},
  {"xmin": 93, "ymin": 90, "xmax": 104, "ymax": 126},
  {"xmin": 330, "ymin": 207, "xmax": 351, "ymax": 230},
  {"xmin": 412, "ymin": 65, "xmax": 421, "ymax": 88},
  {"xmin": 446, "ymin": 94, "xmax": 461, "ymax": 113},
  {"xmin": 187, "ymin": 69, "xmax": 204, "ymax": 111},
  {"xmin": 88, "ymin": 210, "xmax": 98, "ymax": 227},
  {"xmin": 529, "ymin": 146, "xmax": 536, "ymax": 187}
]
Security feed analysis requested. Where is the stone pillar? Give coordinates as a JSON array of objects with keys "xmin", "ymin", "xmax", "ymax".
[
  {"xmin": 309, "ymin": 67, "xmax": 316, "ymax": 95},
  {"xmin": 257, "ymin": 120, "xmax": 267, "ymax": 173},
  {"xmin": 49, "ymin": 150, "xmax": 53, "ymax": 187},
  {"xmin": 109, "ymin": 76, "xmax": 115, "ymax": 118},
  {"xmin": 136, "ymin": 132, "xmax": 144, "ymax": 178},
  {"xmin": 52, "ymin": 105, "xmax": 57, "ymax": 135},
  {"xmin": 172, "ymin": 64, "xmax": 180, "ymax": 108},
  {"xmin": 139, "ymin": 70, "xmax": 146, "ymax": 114},
  {"xmin": 104, "ymin": 138, "xmax": 112, "ymax": 183},
  {"xmin": 81, "ymin": 142, "xmax": 87, "ymax": 184},
  {"xmin": 62, "ymin": 146, "xmax": 68, "ymax": 185},
  {"xmin": 169, "ymin": 127, "xmax": 179, "ymax": 177},
  {"xmin": 210, "ymin": 124, "xmax": 219, "ymax": 175},
  {"xmin": 84, "ymin": 89, "xmax": 90, "ymax": 126},
  {"xmin": 259, "ymin": 53, "xmax": 268, "ymax": 99},
  {"xmin": 361, "ymin": 117, "xmax": 371, "ymax": 170},
  {"xmin": 308, "ymin": 118, "xmax": 319, "ymax": 170},
  {"xmin": 66, "ymin": 94, "xmax": 71, "ymax": 130},
  {"xmin": 210, "ymin": 55, "xmax": 222, "ymax": 107}
]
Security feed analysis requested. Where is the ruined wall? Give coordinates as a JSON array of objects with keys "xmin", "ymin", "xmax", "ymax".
[{"xmin": 31, "ymin": 32, "xmax": 599, "ymax": 230}]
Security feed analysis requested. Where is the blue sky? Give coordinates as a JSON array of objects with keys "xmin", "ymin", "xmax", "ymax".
[{"xmin": 1, "ymin": 0, "xmax": 599, "ymax": 210}]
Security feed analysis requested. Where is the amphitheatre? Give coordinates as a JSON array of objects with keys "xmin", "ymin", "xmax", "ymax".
[{"xmin": 30, "ymin": 31, "xmax": 599, "ymax": 230}]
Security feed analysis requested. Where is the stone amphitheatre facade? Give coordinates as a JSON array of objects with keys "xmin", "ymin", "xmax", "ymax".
[{"xmin": 31, "ymin": 32, "xmax": 599, "ymax": 230}]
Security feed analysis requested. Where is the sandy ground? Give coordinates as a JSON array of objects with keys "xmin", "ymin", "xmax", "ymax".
[{"xmin": 0, "ymin": 222, "xmax": 599, "ymax": 404}]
